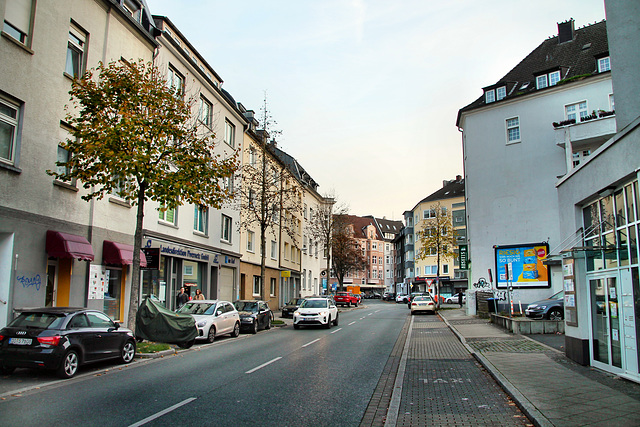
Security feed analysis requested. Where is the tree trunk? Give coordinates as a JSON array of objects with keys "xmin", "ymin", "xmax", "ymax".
[{"xmin": 127, "ymin": 185, "xmax": 146, "ymax": 332}]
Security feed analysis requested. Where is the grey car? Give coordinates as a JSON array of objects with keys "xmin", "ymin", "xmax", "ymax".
[{"xmin": 525, "ymin": 290, "xmax": 564, "ymax": 320}]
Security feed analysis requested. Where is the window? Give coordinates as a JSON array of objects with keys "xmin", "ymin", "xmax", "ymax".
[
  {"xmin": 572, "ymin": 150, "xmax": 591, "ymax": 167},
  {"xmin": 442, "ymin": 265, "xmax": 449, "ymax": 274},
  {"xmin": 247, "ymin": 231, "xmax": 255, "ymax": 252},
  {"xmin": 3, "ymin": 0, "xmax": 34, "ymax": 46},
  {"xmin": 415, "ymin": 266, "xmax": 420, "ymax": 276},
  {"xmin": 536, "ymin": 71, "xmax": 561, "ymax": 89},
  {"xmin": 609, "ymin": 94, "xmax": 615, "ymax": 111},
  {"xmin": 122, "ymin": 0, "xmax": 142, "ymax": 22},
  {"xmin": 199, "ymin": 96, "xmax": 212, "ymax": 128},
  {"xmin": 598, "ymin": 56, "xmax": 611, "ymax": 73},
  {"xmin": 549, "ymin": 71, "xmax": 561, "ymax": 86},
  {"xmin": 253, "ymin": 276, "xmax": 260, "ymax": 295},
  {"xmin": 0, "ymin": 97, "xmax": 19, "ymax": 166},
  {"xmin": 485, "ymin": 89, "xmax": 495, "ymax": 104},
  {"xmin": 56, "ymin": 145, "xmax": 72, "ymax": 181},
  {"xmin": 249, "ymin": 148, "xmax": 257, "ymax": 167},
  {"xmin": 270, "ymin": 278, "xmax": 276, "ymax": 296},
  {"xmin": 65, "ymin": 24, "xmax": 87, "ymax": 78},
  {"xmin": 536, "ymin": 75, "xmax": 548, "ymax": 89},
  {"xmin": 496, "ymin": 86, "xmax": 506, "ymax": 100},
  {"xmin": 167, "ymin": 66, "xmax": 184, "ymax": 98},
  {"xmin": 158, "ymin": 203, "xmax": 177, "ymax": 225},
  {"xmin": 271, "ymin": 240, "xmax": 277, "ymax": 259},
  {"xmin": 423, "ymin": 209, "xmax": 435, "ymax": 219},
  {"xmin": 194, "ymin": 205, "xmax": 208, "ymax": 234},
  {"xmin": 223, "ymin": 175, "xmax": 234, "ymax": 193},
  {"xmin": 221, "ymin": 214, "xmax": 232, "ymax": 243},
  {"xmin": 506, "ymin": 117, "xmax": 521, "ymax": 143},
  {"xmin": 566, "ymin": 101, "xmax": 588, "ymax": 122},
  {"xmin": 224, "ymin": 120, "xmax": 235, "ymax": 147},
  {"xmin": 372, "ymin": 256, "xmax": 377, "ymax": 264},
  {"xmin": 284, "ymin": 243, "xmax": 289, "ymax": 260}
]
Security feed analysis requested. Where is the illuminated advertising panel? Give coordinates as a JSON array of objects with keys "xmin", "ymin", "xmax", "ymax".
[{"xmin": 494, "ymin": 243, "xmax": 550, "ymax": 289}]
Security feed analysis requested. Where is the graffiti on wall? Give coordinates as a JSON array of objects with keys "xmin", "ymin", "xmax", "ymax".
[{"xmin": 17, "ymin": 274, "xmax": 42, "ymax": 291}]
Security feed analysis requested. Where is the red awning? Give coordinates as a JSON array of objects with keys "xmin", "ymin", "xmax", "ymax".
[
  {"xmin": 103, "ymin": 240, "xmax": 147, "ymax": 267},
  {"xmin": 46, "ymin": 230, "xmax": 95, "ymax": 261}
]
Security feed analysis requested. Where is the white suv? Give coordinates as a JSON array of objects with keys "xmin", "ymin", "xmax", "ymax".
[{"xmin": 293, "ymin": 297, "xmax": 339, "ymax": 329}]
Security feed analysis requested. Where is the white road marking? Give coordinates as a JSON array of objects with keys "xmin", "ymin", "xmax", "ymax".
[
  {"xmin": 368, "ymin": 313, "xmax": 373, "ymax": 316},
  {"xmin": 330, "ymin": 328, "xmax": 343, "ymax": 334},
  {"xmin": 129, "ymin": 397, "xmax": 196, "ymax": 427},
  {"xmin": 302, "ymin": 339, "xmax": 320, "ymax": 348},
  {"xmin": 245, "ymin": 356, "xmax": 283, "ymax": 374},
  {"xmin": 348, "ymin": 321, "xmax": 356, "ymax": 325}
]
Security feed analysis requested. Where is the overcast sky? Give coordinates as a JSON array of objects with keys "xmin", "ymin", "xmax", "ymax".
[{"xmin": 148, "ymin": 0, "xmax": 606, "ymax": 220}]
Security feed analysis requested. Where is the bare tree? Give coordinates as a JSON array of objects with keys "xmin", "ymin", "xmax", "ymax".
[
  {"xmin": 415, "ymin": 201, "xmax": 456, "ymax": 306},
  {"xmin": 331, "ymin": 215, "xmax": 368, "ymax": 291},
  {"xmin": 236, "ymin": 95, "xmax": 302, "ymax": 300}
]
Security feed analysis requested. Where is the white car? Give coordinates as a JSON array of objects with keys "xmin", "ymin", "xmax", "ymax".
[
  {"xmin": 176, "ymin": 300, "xmax": 240, "ymax": 342},
  {"xmin": 293, "ymin": 297, "xmax": 339, "ymax": 329},
  {"xmin": 395, "ymin": 293, "xmax": 409, "ymax": 303},
  {"xmin": 410, "ymin": 295, "xmax": 436, "ymax": 315},
  {"xmin": 445, "ymin": 292, "xmax": 467, "ymax": 304}
]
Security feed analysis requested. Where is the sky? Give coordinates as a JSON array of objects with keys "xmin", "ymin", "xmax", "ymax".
[{"xmin": 148, "ymin": 0, "xmax": 606, "ymax": 221}]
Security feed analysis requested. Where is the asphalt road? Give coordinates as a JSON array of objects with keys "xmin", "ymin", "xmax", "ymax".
[{"xmin": 0, "ymin": 300, "xmax": 406, "ymax": 427}]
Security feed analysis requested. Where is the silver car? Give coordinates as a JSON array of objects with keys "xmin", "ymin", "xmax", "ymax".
[{"xmin": 177, "ymin": 300, "xmax": 240, "ymax": 343}]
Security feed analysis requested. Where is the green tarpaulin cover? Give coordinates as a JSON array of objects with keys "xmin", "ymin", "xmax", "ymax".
[{"xmin": 135, "ymin": 297, "xmax": 197, "ymax": 344}]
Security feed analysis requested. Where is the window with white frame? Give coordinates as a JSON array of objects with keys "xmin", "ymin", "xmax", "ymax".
[
  {"xmin": 55, "ymin": 125, "xmax": 76, "ymax": 185},
  {"xmin": 253, "ymin": 276, "xmax": 260, "ymax": 295},
  {"xmin": 566, "ymin": 101, "xmax": 588, "ymax": 122},
  {"xmin": 496, "ymin": 86, "xmax": 507, "ymax": 100},
  {"xmin": 572, "ymin": 149, "xmax": 591, "ymax": 167},
  {"xmin": 194, "ymin": 205, "xmax": 208, "ymax": 234},
  {"xmin": 158, "ymin": 203, "xmax": 177, "ymax": 225},
  {"xmin": 485, "ymin": 89, "xmax": 495, "ymax": 104},
  {"xmin": 223, "ymin": 175, "xmax": 234, "ymax": 193},
  {"xmin": 3, "ymin": 0, "xmax": 34, "ymax": 46},
  {"xmin": 199, "ymin": 96, "xmax": 212, "ymax": 128},
  {"xmin": 0, "ymin": 97, "xmax": 19, "ymax": 166},
  {"xmin": 270, "ymin": 278, "xmax": 276, "ymax": 296},
  {"xmin": 598, "ymin": 56, "xmax": 611, "ymax": 73},
  {"xmin": 536, "ymin": 75, "xmax": 548, "ymax": 89},
  {"xmin": 271, "ymin": 240, "xmax": 277, "ymax": 259},
  {"xmin": 442, "ymin": 265, "xmax": 449, "ymax": 274},
  {"xmin": 609, "ymin": 94, "xmax": 615, "ymax": 111},
  {"xmin": 536, "ymin": 71, "xmax": 561, "ymax": 89},
  {"xmin": 506, "ymin": 117, "xmax": 521, "ymax": 144},
  {"xmin": 65, "ymin": 24, "xmax": 87, "ymax": 78},
  {"xmin": 224, "ymin": 120, "xmax": 235, "ymax": 147},
  {"xmin": 549, "ymin": 70, "xmax": 561, "ymax": 86},
  {"xmin": 167, "ymin": 66, "xmax": 184, "ymax": 98},
  {"xmin": 221, "ymin": 214, "xmax": 232, "ymax": 242},
  {"xmin": 247, "ymin": 231, "xmax": 255, "ymax": 252},
  {"xmin": 249, "ymin": 148, "xmax": 257, "ymax": 167},
  {"xmin": 122, "ymin": 0, "xmax": 142, "ymax": 22}
]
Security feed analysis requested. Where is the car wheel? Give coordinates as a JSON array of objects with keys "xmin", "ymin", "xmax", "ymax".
[
  {"xmin": 547, "ymin": 308, "xmax": 564, "ymax": 321},
  {"xmin": 251, "ymin": 321, "xmax": 258, "ymax": 334},
  {"xmin": 347, "ymin": 302, "xmax": 351, "ymax": 308},
  {"xmin": 294, "ymin": 324, "xmax": 300, "ymax": 330},
  {"xmin": 231, "ymin": 322, "xmax": 240, "ymax": 337},
  {"xmin": 177, "ymin": 339, "xmax": 195, "ymax": 349},
  {"xmin": 207, "ymin": 326, "xmax": 216, "ymax": 343},
  {"xmin": 325, "ymin": 316, "xmax": 332, "ymax": 329},
  {"xmin": 1, "ymin": 365, "xmax": 16, "ymax": 375},
  {"xmin": 119, "ymin": 340, "xmax": 136, "ymax": 364},
  {"xmin": 354, "ymin": 302, "xmax": 358, "ymax": 307},
  {"xmin": 57, "ymin": 349, "xmax": 79, "ymax": 379},
  {"xmin": 265, "ymin": 318, "xmax": 271, "ymax": 330},
  {"xmin": 333, "ymin": 314, "xmax": 339, "ymax": 326}
]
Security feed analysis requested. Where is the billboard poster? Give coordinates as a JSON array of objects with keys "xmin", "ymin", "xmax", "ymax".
[{"xmin": 494, "ymin": 243, "xmax": 550, "ymax": 289}]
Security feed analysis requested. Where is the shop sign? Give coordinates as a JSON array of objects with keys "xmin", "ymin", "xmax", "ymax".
[
  {"xmin": 224, "ymin": 256, "xmax": 236, "ymax": 265},
  {"xmin": 281, "ymin": 270, "xmax": 291, "ymax": 278},
  {"xmin": 459, "ymin": 245, "xmax": 468, "ymax": 270},
  {"xmin": 141, "ymin": 248, "xmax": 160, "ymax": 270}
]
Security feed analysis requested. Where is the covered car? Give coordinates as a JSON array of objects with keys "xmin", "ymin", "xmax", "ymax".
[{"xmin": 135, "ymin": 297, "xmax": 197, "ymax": 348}]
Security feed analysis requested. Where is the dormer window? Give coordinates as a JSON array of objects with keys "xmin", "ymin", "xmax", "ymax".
[
  {"xmin": 496, "ymin": 86, "xmax": 507, "ymax": 100},
  {"xmin": 485, "ymin": 89, "xmax": 495, "ymax": 104},
  {"xmin": 598, "ymin": 56, "xmax": 611, "ymax": 72},
  {"xmin": 535, "ymin": 70, "xmax": 561, "ymax": 89}
]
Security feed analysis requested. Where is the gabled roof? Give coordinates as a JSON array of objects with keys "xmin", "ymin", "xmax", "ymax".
[
  {"xmin": 339, "ymin": 215, "xmax": 379, "ymax": 240},
  {"xmin": 268, "ymin": 142, "xmax": 319, "ymax": 192},
  {"xmin": 364, "ymin": 216, "xmax": 404, "ymax": 239},
  {"xmin": 412, "ymin": 178, "xmax": 464, "ymax": 211},
  {"xmin": 457, "ymin": 20, "xmax": 609, "ymax": 126}
]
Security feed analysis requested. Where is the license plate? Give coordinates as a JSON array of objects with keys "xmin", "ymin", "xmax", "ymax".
[{"xmin": 9, "ymin": 337, "xmax": 32, "ymax": 345}]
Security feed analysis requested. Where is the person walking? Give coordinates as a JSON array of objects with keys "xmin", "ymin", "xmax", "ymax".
[
  {"xmin": 195, "ymin": 289, "xmax": 205, "ymax": 300},
  {"xmin": 458, "ymin": 291, "xmax": 463, "ymax": 308},
  {"xmin": 176, "ymin": 287, "xmax": 189, "ymax": 309}
]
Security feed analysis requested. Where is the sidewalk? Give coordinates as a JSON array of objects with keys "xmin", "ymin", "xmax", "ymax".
[{"xmin": 439, "ymin": 308, "xmax": 640, "ymax": 427}]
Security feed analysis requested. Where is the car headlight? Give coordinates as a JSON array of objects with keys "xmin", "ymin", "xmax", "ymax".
[
  {"xmin": 527, "ymin": 304, "xmax": 538, "ymax": 309},
  {"xmin": 538, "ymin": 305, "xmax": 547, "ymax": 310},
  {"xmin": 318, "ymin": 311, "xmax": 327, "ymax": 316},
  {"xmin": 197, "ymin": 320, "xmax": 208, "ymax": 327}
]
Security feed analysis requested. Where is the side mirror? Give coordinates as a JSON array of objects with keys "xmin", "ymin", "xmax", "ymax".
[{"xmin": 113, "ymin": 322, "xmax": 121, "ymax": 330}]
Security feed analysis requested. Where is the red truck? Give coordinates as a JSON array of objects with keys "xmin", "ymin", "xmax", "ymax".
[{"xmin": 334, "ymin": 292, "xmax": 359, "ymax": 307}]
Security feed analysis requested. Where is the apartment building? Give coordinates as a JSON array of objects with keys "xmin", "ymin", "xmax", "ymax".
[{"xmin": 366, "ymin": 216, "xmax": 403, "ymax": 293}]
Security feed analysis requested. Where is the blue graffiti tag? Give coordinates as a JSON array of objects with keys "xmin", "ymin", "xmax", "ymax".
[{"xmin": 17, "ymin": 274, "xmax": 41, "ymax": 291}]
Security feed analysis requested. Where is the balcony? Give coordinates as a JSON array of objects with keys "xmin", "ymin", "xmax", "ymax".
[{"xmin": 554, "ymin": 114, "xmax": 616, "ymax": 149}]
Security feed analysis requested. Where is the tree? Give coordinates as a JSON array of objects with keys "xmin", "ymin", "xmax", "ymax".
[
  {"xmin": 331, "ymin": 215, "xmax": 368, "ymax": 291},
  {"xmin": 415, "ymin": 202, "xmax": 456, "ymax": 306},
  {"xmin": 236, "ymin": 95, "xmax": 302, "ymax": 301},
  {"xmin": 49, "ymin": 59, "xmax": 238, "ymax": 330},
  {"xmin": 306, "ymin": 194, "xmax": 346, "ymax": 293}
]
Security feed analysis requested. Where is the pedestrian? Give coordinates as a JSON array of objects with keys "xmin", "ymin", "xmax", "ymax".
[
  {"xmin": 195, "ymin": 289, "xmax": 205, "ymax": 300},
  {"xmin": 458, "ymin": 291, "xmax": 463, "ymax": 308},
  {"xmin": 176, "ymin": 286, "xmax": 188, "ymax": 309}
]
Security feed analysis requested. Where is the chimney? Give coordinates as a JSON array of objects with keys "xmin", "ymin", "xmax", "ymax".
[{"xmin": 558, "ymin": 19, "xmax": 575, "ymax": 44}]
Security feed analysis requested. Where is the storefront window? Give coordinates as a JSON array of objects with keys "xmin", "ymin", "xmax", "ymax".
[
  {"xmin": 183, "ymin": 260, "xmax": 202, "ymax": 297},
  {"xmin": 104, "ymin": 268, "xmax": 121, "ymax": 321},
  {"xmin": 142, "ymin": 256, "xmax": 168, "ymax": 305}
]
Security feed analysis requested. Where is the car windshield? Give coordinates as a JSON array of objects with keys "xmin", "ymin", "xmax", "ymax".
[
  {"xmin": 288, "ymin": 298, "xmax": 305, "ymax": 306},
  {"xmin": 234, "ymin": 301, "xmax": 258, "ymax": 312},
  {"xmin": 414, "ymin": 296, "xmax": 432, "ymax": 302},
  {"xmin": 9, "ymin": 312, "xmax": 66, "ymax": 329},
  {"xmin": 177, "ymin": 302, "xmax": 216, "ymax": 315},
  {"xmin": 549, "ymin": 291, "xmax": 564, "ymax": 300},
  {"xmin": 300, "ymin": 300, "xmax": 327, "ymax": 309}
]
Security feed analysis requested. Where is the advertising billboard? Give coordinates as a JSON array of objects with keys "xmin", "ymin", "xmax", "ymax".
[{"xmin": 494, "ymin": 243, "xmax": 550, "ymax": 289}]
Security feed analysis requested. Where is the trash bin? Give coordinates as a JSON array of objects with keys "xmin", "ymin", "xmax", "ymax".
[{"xmin": 487, "ymin": 298, "xmax": 497, "ymax": 313}]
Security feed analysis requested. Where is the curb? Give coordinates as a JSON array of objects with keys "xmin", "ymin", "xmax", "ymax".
[
  {"xmin": 135, "ymin": 348, "xmax": 177, "ymax": 359},
  {"xmin": 439, "ymin": 313, "xmax": 553, "ymax": 427}
]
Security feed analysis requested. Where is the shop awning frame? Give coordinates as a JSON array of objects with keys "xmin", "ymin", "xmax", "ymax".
[
  {"xmin": 46, "ymin": 230, "xmax": 95, "ymax": 261},
  {"xmin": 103, "ymin": 240, "xmax": 147, "ymax": 267}
]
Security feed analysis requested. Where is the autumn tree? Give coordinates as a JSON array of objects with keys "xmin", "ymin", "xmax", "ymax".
[
  {"xmin": 331, "ymin": 215, "xmax": 368, "ymax": 291},
  {"xmin": 236, "ymin": 95, "xmax": 302, "ymax": 301},
  {"xmin": 306, "ymin": 195, "xmax": 346, "ymax": 292},
  {"xmin": 49, "ymin": 59, "xmax": 238, "ymax": 330},
  {"xmin": 415, "ymin": 201, "xmax": 456, "ymax": 306}
]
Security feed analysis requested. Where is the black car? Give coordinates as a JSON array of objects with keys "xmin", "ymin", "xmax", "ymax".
[
  {"xmin": 525, "ymin": 290, "xmax": 565, "ymax": 320},
  {"xmin": 234, "ymin": 300, "xmax": 273, "ymax": 334},
  {"xmin": 282, "ymin": 298, "xmax": 306, "ymax": 318},
  {"xmin": 0, "ymin": 307, "xmax": 136, "ymax": 379}
]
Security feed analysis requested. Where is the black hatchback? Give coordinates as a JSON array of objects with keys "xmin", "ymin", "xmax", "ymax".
[{"xmin": 0, "ymin": 307, "xmax": 136, "ymax": 379}]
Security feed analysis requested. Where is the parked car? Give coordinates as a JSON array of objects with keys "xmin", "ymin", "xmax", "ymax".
[
  {"xmin": 410, "ymin": 295, "xmax": 437, "ymax": 315},
  {"xmin": 395, "ymin": 293, "xmax": 409, "ymax": 303},
  {"xmin": 371, "ymin": 292, "xmax": 382, "ymax": 299},
  {"xmin": 177, "ymin": 300, "xmax": 240, "ymax": 342},
  {"xmin": 334, "ymin": 292, "xmax": 359, "ymax": 307},
  {"xmin": 293, "ymin": 297, "xmax": 339, "ymax": 329},
  {"xmin": 353, "ymin": 294, "xmax": 362, "ymax": 304},
  {"xmin": 525, "ymin": 291, "xmax": 564, "ymax": 320},
  {"xmin": 234, "ymin": 300, "xmax": 273, "ymax": 334},
  {"xmin": 282, "ymin": 298, "xmax": 306, "ymax": 318},
  {"xmin": 383, "ymin": 292, "xmax": 396, "ymax": 301},
  {"xmin": 137, "ymin": 296, "xmax": 198, "ymax": 348},
  {"xmin": 445, "ymin": 292, "xmax": 467, "ymax": 304},
  {"xmin": 0, "ymin": 307, "xmax": 136, "ymax": 379},
  {"xmin": 406, "ymin": 292, "xmax": 429, "ymax": 307}
]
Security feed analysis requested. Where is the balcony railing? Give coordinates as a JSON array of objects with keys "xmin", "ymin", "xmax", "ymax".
[{"xmin": 554, "ymin": 113, "xmax": 616, "ymax": 148}]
